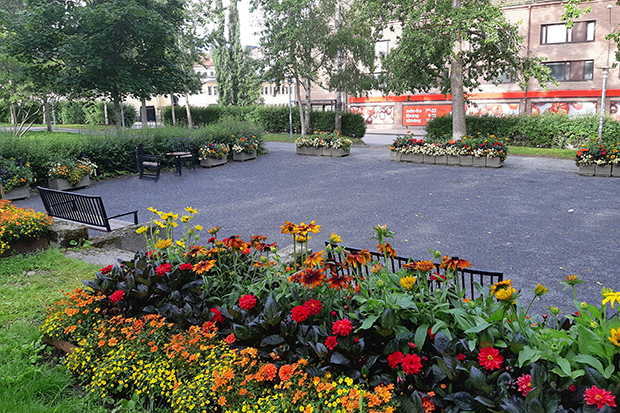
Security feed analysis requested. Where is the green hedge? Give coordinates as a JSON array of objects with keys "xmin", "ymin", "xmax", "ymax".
[
  {"xmin": 0, "ymin": 122, "xmax": 264, "ymax": 183},
  {"xmin": 163, "ymin": 105, "xmax": 366, "ymax": 138},
  {"xmin": 426, "ymin": 113, "xmax": 620, "ymax": 148}
]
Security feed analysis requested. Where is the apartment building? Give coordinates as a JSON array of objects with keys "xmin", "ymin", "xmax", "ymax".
[{"xmin": 349, "ymin": 0, "xmax": 620, "ymax": 131}]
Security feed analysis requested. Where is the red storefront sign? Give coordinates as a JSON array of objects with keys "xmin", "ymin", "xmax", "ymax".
[{"xmin": 403, "ymin": 104, "xmax": 452, "ymax": 126}]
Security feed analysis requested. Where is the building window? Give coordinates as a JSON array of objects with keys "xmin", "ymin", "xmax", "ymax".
[
  {"xmin": 207, "ymin": 86, "xmax": 212, "ymax": 95},
  {"xmin": 495, "ymin": 72, "xmax": 516, "ymax": 83},
  {"xmin": 209, "ymin": 71, "xmax": 215, "ymax": 77},
  {"xmin": 214, "ymin": 86, "xmax": 218, "ymax": 95},
  {"xmin": 544, "ymin": 60, "xmax": 594, "ymax": 81},
  {"xmin": 541, "ymin": 21, "xmax": 595, "ymax": 44}
]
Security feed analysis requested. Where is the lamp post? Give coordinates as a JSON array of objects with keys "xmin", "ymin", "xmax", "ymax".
[
  {"xmin": 287, "ymin": 77, "xmax": 293, "ymax": 140},
  {"xmin": 598, "ymin": 4, "xmax": 613, "ymax": 142}
]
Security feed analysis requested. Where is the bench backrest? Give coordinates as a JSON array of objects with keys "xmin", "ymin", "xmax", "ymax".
[{"xmin": 38, "ymin": 187, "xmax": 111, "ymax": 231}]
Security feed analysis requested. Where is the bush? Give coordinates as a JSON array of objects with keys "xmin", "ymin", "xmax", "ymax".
[
  {"xmin": 342, "ymin": 112, "xmax": 366, "ymax": 138},
  {"xmin": 56, "ymin": 101, "xmax": 87, "ymax": 125}
]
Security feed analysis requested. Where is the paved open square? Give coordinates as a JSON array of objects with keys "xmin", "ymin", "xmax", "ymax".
[{"xmin": 16, "ymin": 141, "xmax": 620, "ymax": 312}]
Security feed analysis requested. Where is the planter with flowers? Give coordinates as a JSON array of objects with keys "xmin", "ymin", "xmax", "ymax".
[
  {"xmin": 391, "ymin": 133, "xmax": 508, "ymax": 167},
  {"xmin": 47, "ymin": 158, "xmax": 97, "ymax": 190},
  {"xmin": 296, "ymin": 131, "xmax": 352, "ymax": 157},
  {"xmin": 576, "ymin": 140, "xmax": 620, "ymax": 177},
  {"xmin": 39, "ymin": 207, "xmax": 620, "ymax": 413},
  {"xmin": 199, "ymin": 142, "xmax": 229, "ymax": 168},
  {"xmin": 0, "ymin": 158, "xmax": 34, "ymax": 200},
  {"xmin": 232, "ymin": 134, "xmax": 259, "ymax": 161},
  {"xmin": 0, "ymin": 199, "xmax": 53, "ymax": 256}
]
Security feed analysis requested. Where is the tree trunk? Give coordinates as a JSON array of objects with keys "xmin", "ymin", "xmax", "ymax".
[
  {"xmin": 103, "ymin": 98, "xmax": 109, "ymax": 125},
  {"xmin": 43, "ymin": 99, "xmax": 52, "ymax": 132},
  {"xmin": 170, "ymin": 93, "xmax": 176, "ymax": 126},
  {"xmin": 451, "ymin": 0, "xmax": 466, "ymax": 140},
  {"xmin": 296, "ymin": 78, "xmax": 306, "ymax": 137},
  {"xmin": 184, "ymin": 94, "xmax": 193, "ymax": 129},
  {"xmin": 112, "ymin": 88, "xmax": 122, "ymax": 129},
  {"xmin": 9, "ymin": 103, "xmax": 15, "ymax": 126},
  {"xmin": 304, "ymin": 77, "xmax": 312, "ymax": 135},
  {"xmin": 141, "ymin": 98, "xmax": 148, "ymax": 128}
]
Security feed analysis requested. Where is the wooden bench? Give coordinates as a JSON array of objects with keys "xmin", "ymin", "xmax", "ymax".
[{"xmin": 38, "ymin": 187, "xmax": 138, "ymax": 232}]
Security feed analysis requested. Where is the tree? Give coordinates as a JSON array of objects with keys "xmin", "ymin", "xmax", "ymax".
[
  {"xmin": 212, "ymin": 0, "xmax": 262, "ymax": 106},
  {"xmin": 366, "ymin": 0, "xmax": 553, "ymax": 139},
  {"xmin": 253, "ymin": 0, "xmax": 333, "ymax": 137}
]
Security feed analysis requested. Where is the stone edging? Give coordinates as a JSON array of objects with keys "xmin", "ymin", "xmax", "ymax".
[
  {"xmin": 391, "ymin": 152, "xmax": 503, "ymax": 168},
  {"xmin": 578, "ymin": 164, "xmax": 620, "ymax": 177}
]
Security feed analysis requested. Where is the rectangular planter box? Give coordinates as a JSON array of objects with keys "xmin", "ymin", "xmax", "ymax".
[
  {"xmin": 447, "ymin": 156, "xmax": 460, "ymax": 165},
  {"xmin": 578, "ymin": 164, "xmax": 595, "ymax": 176},
  {"xmin": 423, "ymin": 155, "xmax": 436, "ymax": 165},
  {"xmin": 48, "ymin": 175, "xmax": 90, "ymax": 190},
  {"xmin": 296, "ymin": 146, "xmax": 310, "ymax": 156},
  {"xmin": 410, "ymin": 154, "xmax": 424, "ymax": 164},
  {"xmin": 612, "ymin": 165, "xmax": 620, "ymax": 177},
  {"xmin": 390, "ymin": 152, "xmax": 401, "ymax": 162},
  {"xmin": 306, "ymin": 147, "xmax": 321, "ymax": 156},
  {"xmin": 400, "ymin": 153, "xmax": 413, "ymax": 162},
  {"xmin": 486, "ymin": 157, "xmax": 504, "ymax": 168},
  {"xmin": 434, "ymin": 155, "xmax": 448, "ymax": 165},
  {"xmin": 331, "ymin": 148, "xmax": 350, "ymax": 157},
  {"xmin": 321, "ymin": 148, "xmax": 332, "ymax": 157},
  {"xmin": 2, "ymin": 184, "xmax": 30, "ymax": 200},
  {"xmin": 459, "ymin": 156, "xmax": 473, "ymax": 166},
  {"xmin": 233, "ymin": 151, "xmax": 257, "ymax": 162},
  {"xmin": 472, "ymin": 157, "xmax": 487, "ymax": 167},
  {"xmin": 595, "ymin": 164, "xmax": 612, "ymax": 177},
  {"xmin": 200, "ymin": 157, "xmax": 227, "ymax": 168}
]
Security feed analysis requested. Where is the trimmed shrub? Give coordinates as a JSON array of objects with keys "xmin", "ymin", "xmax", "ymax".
[{"xmin": 342, "ymin": 112, "xmax": 366, "ymax": 138}]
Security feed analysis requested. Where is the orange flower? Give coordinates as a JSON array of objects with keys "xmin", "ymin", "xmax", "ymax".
[
  {"xmin": 255, "ymin": 363, "xmax": 278, "ymax": 381},
  {"xmin": 224, "ymin": 333, "xmax": 236, "ymax": 344},
  {"xmin": 299, "ymin": 268, "xmax": 326, "ymax": 289},
  {"xmin": 303, "ymin": 250, "xmax": 325, "ymax": 268},
  {"xmin": 439, "ymin": 256, "xmax": 472, "ymax": 271},
  {"xmin": 326, "ymin": 273, "xmax": 353, "ymax": 290},
  {"xmin": 280, "ymin": 221, "xmax": 297, "ymax": 234},
  {"xmin": 345, "ymin": 249, "xmax": 372, "ymax": 268},
  {"xmin": 193, "ymin": 260, "xmax": 216, "ymax": 274},
  {"xmin": 415, "ymin": 260, "xmax": 435, "ymax": 272},
  {"xmin": 377, "ymin": 242, "xmax": 397, "ymax": 258}
]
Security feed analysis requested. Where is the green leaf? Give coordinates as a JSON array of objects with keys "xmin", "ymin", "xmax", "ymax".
[
  {"xmin": 464, "ymin": 322, "xmax": 492, "ymax": 334},
  {"xmin": 572, "ymin": 354, "xmax": 605, "ymax": 374},
  {"xmin": 474, "ymin": 396, "xmax": 495, "ymax": 408},
  {"xmin": 468, "ymin": 366, "xmax": 487, "ymax": 389},
  {"xmin": 360, "ymin": 314, "xmax": 379, "ymax": 330},
  {"xmin": 381, "ymin": 308, "xmax": 398, "ymax": 329},
  {"xmin": 531, "ymin": 364, "xmax": 547, "ymax": 388},
  {"xmin": 414, "ymin": 324, "xmax": 428, "ymax": 350},
  {"xmin": 517, "ymin": 346, "xmax": 542, "ymax": 367},
  {"xmin": 330, "ymin": 352, "xmax": 350, "ymax": 365},
  {"xmin": 261, "ymin": 335, "xmax": 285, "ymax": 346},
  {"xmin": 525, "ymin": 398, "xmax": 544, "ymax": 413},
  {"xmin": 556, "ymin": 357, "xmax": 572, "ymax": 376}
]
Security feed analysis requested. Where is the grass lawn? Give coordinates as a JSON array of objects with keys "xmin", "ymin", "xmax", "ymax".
[
  {"xmin": 508, "ymin": 146, "xmax": 577, "ymax": 159},
  {"xmin": 0, "ymin": 248, "xmax": 149, "ymax": 412}
]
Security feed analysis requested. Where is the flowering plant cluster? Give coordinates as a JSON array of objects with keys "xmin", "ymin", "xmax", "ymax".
[
  {"xmin": 47, "ymin": 157, "xmax": 97, "ymax": 185},
  {"xmin": 42, "ymin": 210, "xmax": 620, "ymax": 413},
  {"xmin": 0, "ymin": 158, "xmax": 34, "ymax": 192},
  {"xmin": 198, "ymin": 142, "xmax": 229, "ymax": 160},
  {"xmin": 231, "ymin": 133, "xmax": 260, "ymax": 154},
  {"xmin": 0, "ymin": 199, "xmax": 53, "ymax": 254},
  {"xmin": 295, "ymin": 130, "xmax": 353, "ymax": 151},
  {"xmin": 576, "ymin": 140, "xmax": 620, "ymax": 166},
  {"xmin": 391, "ymin": 133, "xmax": 509, "ymax": 161}
]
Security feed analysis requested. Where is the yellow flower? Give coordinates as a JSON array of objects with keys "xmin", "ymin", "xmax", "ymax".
[
  {"xmin": 154, "ymin": 220, "xmax": 166, "ymax": 228},
  {"xmin": 602, "ymin": 289, "xmax": 620, "ymax": 309},
  {"xmin": 147, "ymin": 206, "xmax": 161, "ymax": 215},
  {"xmin": 154, "ymin": 239, "xmax": 173, "ymax": 249},
  {"xmin": 184, "ymin": 207, "xmax": 197, "ymax": 214},
  {"xmin": 195, "ymin": 225, "xmax": 203, "ymax": 231},
  {"xmin": 496, "ymin": 287, "xmax": 517, "ymax": 301},
  {"xmin": 400, "ymin": 275, "xmax": 417, "ymax": 290},
  {"xmin": 490, "ymin": 280, "xmax": 512, "ymax": 297},
  {"xmin": 534, "ymin": 283, "xmax": 548, "ymax": 296},
  {"xmin": 136, "ymin": 226, "xmax": 148, "ymax": 234},
  {"xmin": 609, "ymin": 328, "xmax": 620, "ymax": 347},
  {"xmin": 176, "ymin": 240, "xmax": 185, "ymax": 248},
  {"xmin": 328, "ymin": 232, "xmax": 342, "ymax": 244},
  {"xmin": 181, "ymin": 215, "xmax": 191, "ymax": 223}
]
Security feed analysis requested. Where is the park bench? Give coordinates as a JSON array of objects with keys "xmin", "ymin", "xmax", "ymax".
[
  {"xmin": 325, "ymin": 242, "xmax": 504, "ymax": 300},
  {"xmin": 38, "ymin": 187, "xmax": 138, "ymax": 232}
]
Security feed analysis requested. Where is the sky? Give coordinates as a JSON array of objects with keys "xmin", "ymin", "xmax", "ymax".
[{"xmin": 237, "ymin": 0, "xmax": 262, "ymax": 46}]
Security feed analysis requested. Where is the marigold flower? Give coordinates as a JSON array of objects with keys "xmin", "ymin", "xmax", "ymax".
[
  {"xmin": 325, "ymin": 336, "xmax": 338, "ymax": 350},
  {"xmin": 224, "ymin": 333, "xmax": 236, "ymax": 344},
  {"xmin": 291, "ymin": 305, "xmax": 311, "ymax": 323},
  {"xmin": 608, "ymin": 327, "xmax": 620, "ymax": 347},
  {"xmin": 239, "ymin": 294, "xmax": 257, "ymax": 310},
  {"xmin": 109, "ymin": 290, "xmax": 124, "ymax": 304},
  {"xmin": 332, "ymin": 318, "xmax": 354, "ymax": 336},
  {"xmin": 478, "ymin": 347, "xmax": 503, "ymax": 370},
  {"xmin": 400, "ymin": 275, "xmax": 417, "ymax": 290},
  {"xmin": 584, "ymin": 386, "xmax": 617, "ymax": 409},
  {"xmin": 516, "ymin": 374, "xmax": 532, "ymax": 396},
  {"xmin": 401, "ymin": 353, "xmax": 423, "ymax": 375}
]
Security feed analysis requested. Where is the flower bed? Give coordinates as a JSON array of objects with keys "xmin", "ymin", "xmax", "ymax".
[
  {"xmin": 47, "ymin": 157, "xmax": 97, "ymax": 188},
  {"xmin": 391, "ymin": 133, "xmax": 508, "ymax": 167},
  {"xmin": 0, "ymin": 199, "xmax": 53, "ymax": 255},
  {"xmin": 41, "ymin": 207, "xmax": 620, "ymax": 413},
  {"xmin": 0, "ymin": 158, "xmax": 34, "ymax": 200},
  {"xmin": 576, "ymin": 139, "xmax": 620, "ymax": 177},
  {"xmin": 296, "ymin": 131, "xmax": 352, "ymax": 157},
  {"xmin": 198, "ymin": 143, "xmax": 229, "ymax": 167}
]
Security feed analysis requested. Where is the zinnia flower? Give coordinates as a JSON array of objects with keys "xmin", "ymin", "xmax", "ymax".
[
  {"xmin": 401, "ymin": 353, "xmax": 423, "ymax": 375},
  {"xmin": 100, "ymin": 265, "xmax": 114, "ymax": 274},
  {"xmin": 430, "ymin": 273, "xmax": 447, "ymax": 282},
  {"xmin": 325, "ymin": 336, "xmax": 338, "ymax": 350},
  {"xmin": 239, "ymin": 294, "xmax": 257, "ymax": 310},
  {"xmin": 303, "ymin": 298, "xmax": 322, "ymax": 316},
  {"xmin": 516, "ymin": 374, "xmax": 532, "ymax": 396},
  {"xmin": 156, "ymin": 263, "xmax": 172, "ymax": 276},
  {"xmin": 478, "ymin": 347, "xmax": 503, "ymax": 370},
  {"xmin": 210, "ymin": 308, "xmax": 226, "ymax": 323},
  {"xmin": 109, "ymin": 290, "xmax": 124, "ymax": 304},
  {"xmin": 179, "ymin": 263, "xmax": 193, "ymax": 271},
  {"xmin": 332, "ymin": 318, "xmax": 354, "ymax": 336},
  {"xmin": 584, "ymin": 386, "xmax": 617, "ymax": 409},
  {"xmin": 457, "ymin": 353, "xmax": 466, "ymax": 361},
  {"xmin": 291, "ymin": 305, "xmax": 311, "ymax": 323},
  {"xmin": 388, "ymin": 351, "xmax": 404, "ymax": 369}
]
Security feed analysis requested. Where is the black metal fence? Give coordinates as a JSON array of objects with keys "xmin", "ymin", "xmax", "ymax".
[{"xmin": 324, "ymin": 242, "xmax": 504, "ymax": 300}]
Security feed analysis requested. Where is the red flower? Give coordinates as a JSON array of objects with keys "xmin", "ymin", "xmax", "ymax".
[
  {"xmin": 208, "ymin": 236, "xmax": 216, "ymax": 243},
  {"xmin": 428, "ymin": 328, "xmax": 436, "ymax": 339},
  {"xmin": 239, "ymin": 294, "xmax": 257, "ymax": 310},
  {"xmin": 224, "ymin": 333, "xmax": 236, "ymax": 344},
  {"xmin": 388, "ymin": 351, "xmax": 405, "ymax": 369},
  {"xmin": 569, "ymin": 385, "xmax": 576, "ymax": 392},
  {"xmin": 109, "ymin": 290, "xmax": 124, "ymax": 304},
  {"xmin": 325, "ymin": 336, "xmax": 338, "ymax": 350},
  {"xmin": 332, "ymin": 319, "xmax": 354, "ymax": 336},
  {"xmin": 291, "ymin": 305, "xmax": 311, "ymax": 323},
  {"xmin": 584, "ymin": 386, "xmax": 617, "ymax": 409},
  {"xmin": 430, "ymin": 273, "xmax": 446, "ymax": 282},
  {"xmin": 457, "ymin": 353, "xmax": 466, "ymax": 361},
  {"xmin": 179, "ymin": 263, "xmax": 193, "ymax": 271},
  {"xmin": 303, "ymin": 298, "xmax": 323, "ymax": 316},
  {"xmin": 478, "ymin": 347, "xmax": 503, "ymax": 370},
  {"xmin": 401, "ymin": 353, "xmax": 423, "ymax": 375},
  {"xmin": 156, "ymin": 263, "xmax": 172, "ymax": 276},
  {"xmin": 210, "ymin": 308, "xmax": 226, "ymax": 323},
  {"xmin": 100, "ymin": 265, "xmax": 114, "ymax": 274},
  {"xmin": 408, "ymin": 342, "xmax": 417, "ymax": 349},
  {"xmin": 517, "ymin": 374, "xmax": 532, "ymax": 396}
]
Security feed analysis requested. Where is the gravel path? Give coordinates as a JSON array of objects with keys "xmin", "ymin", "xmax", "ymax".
[{"xmin": 15, "ymin": 142, "xmax": 620, "ymax": 314}]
